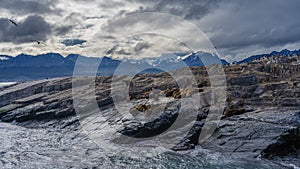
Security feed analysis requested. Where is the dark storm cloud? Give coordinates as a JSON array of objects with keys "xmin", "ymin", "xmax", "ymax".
[
  {"xmin": 0, "ymin": 15, "xmax": 52, "ymax": 44},
  {"xmin": 126, "ymin": 0, "xmax": 221, "ymax": 20},
  {"xmin": 53, "ymin": 12, "xmax": 87, "ymax": 36},
  {"xmin": 0, "ymin": 0, "xmax": 58, "ymax": 14},
  {"xmin": 205, "ymin": 0, "xmax": 300, "ymax": 52},
  {"xmin": 54, "ymin": 25, "xmax": 74, "ymax": 36},
  {"xmin": 105, "ymin": 0, "xmax": 299, "ymax": 59},
  {"xmin": 213, "ymin": 26, "xmax": 300, "ymax": 51},
  {"xmin": 152, "ymin": 0, "xmax": 221, "ymax": 20}
]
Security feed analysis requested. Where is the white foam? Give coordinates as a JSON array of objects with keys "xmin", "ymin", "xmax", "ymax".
[
  {"xmin": 286, "ymin": 164, "xmax": 300, "ymax": 169},
  {"xmin": 0, "ymin": 82, "xmax": 16, "ymax": 88}
]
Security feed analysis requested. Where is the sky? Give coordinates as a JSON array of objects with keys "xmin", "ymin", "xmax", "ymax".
[{"xmin": 0, "ymin": 0, "xmax": 299, "ymax": 62}]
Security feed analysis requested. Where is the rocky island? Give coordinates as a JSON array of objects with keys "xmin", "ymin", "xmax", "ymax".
[{"xmin": 0, "ymin": 55, "xmax": 299, "ymax": 168}]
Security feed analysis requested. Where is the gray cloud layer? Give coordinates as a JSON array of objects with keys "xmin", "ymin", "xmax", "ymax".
[
  {"xmin": 0, "ymin": 0, "xmax": 299, "ymax": 61},
  {"xmin": 130, "ymin": 0, "xmax": 221, "ymax": 20},
  {"xmin": 197, "ymin": 0, "xmax": 300, "ymax": 60},
  {"xmin": 0, "ymin": 0, "xmax": 58, "ymax": 14},
  {"xmin": 0, "ymin": 15, "xmax": 51, "ymax": 44}
]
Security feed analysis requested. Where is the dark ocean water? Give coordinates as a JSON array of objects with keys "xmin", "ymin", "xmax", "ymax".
[{"xmin": 1, "ymin": 122, "xmax": 297, "ymax": 169}]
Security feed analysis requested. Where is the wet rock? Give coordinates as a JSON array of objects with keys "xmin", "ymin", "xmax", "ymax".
[
  {"xmin": 55, "ymin": 107, "xmax": 75, "ymax": 118},
  {"xmin": 202, "ymin": 109, "xmax": 300, "ymax": 159},
  {"xmin": 281, "ymin": 98, "xmax": 299, "ymax": 107},
  {"xmin": 15, "ymin": 112, "xmax": 35, "ymax": 122},
  {"xmin": 97, "ymin": 97, "xmax": 114, "ymax": 108},
  {"xmin": 13, "ymin": 93, "xmax": 46, "ymax": 105},
  {"xmin": 0, "ymin": 104, "xmax": 22, "ymax": 118},
  {"xmin": 229, "ymin": 75, "xmax": 258, "ymax": 86},
  {"xmin": 264, "ymin": 81, "xmax": 289, "ymax": 91},
  {"xmin": 120, "ymin": 102, "xmax": 179, "ymax": 138},
  {"xmin": 1, "ymin": 103, "xmax": 37, "ymax": 122},
  {"xmin": 172, "ymin": 121, "xmax": 205, "ymax": 151},
  {"xmin": 35, "ymin": 110, "xmax": 57, "ymax": 120},
  {"xmin": 262, "ymin": 128, "xmax": 300, "ymax": 158},
  {"xmin": 1, "ymin": 113, "xmax": 16, "ymax": 122}
]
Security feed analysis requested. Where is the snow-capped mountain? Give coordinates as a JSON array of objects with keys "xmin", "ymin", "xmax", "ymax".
[
  {"xmin": 122, "ymin": 51, "xmax": 228, "ymax": 71},
  {"xmin": 180, "ymin": 51, "xmax": 228, "ymax": 66},
  {"xmin": 237, "ymin": 49, "xmax": 300, "ymax": 64},
  {"xmin": 0, "ymin": 53, "xmax": 76, "ymax": 81},
  {"xmin": 1, "ymin": 49, "xmax": 299, "ymax": 81},
  {"xmin": 122, "ymin": 53, "xmax": 186, "ymax": 67},
  {"xmin": 0, "ymin": 53, "xmax": 73, "ymax": 68},
  {"xmin": 0, "ymin": 51, "xmax": 227, "ymax": 81},
  {"xmin": 0, "ymin": 55, "xmax": 11, "ymax": 61}
]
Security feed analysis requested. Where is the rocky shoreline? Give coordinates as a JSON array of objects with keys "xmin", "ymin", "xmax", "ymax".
[{"xmin": 0, "ymin": 61, "xmax": 300, "ymax": 168}]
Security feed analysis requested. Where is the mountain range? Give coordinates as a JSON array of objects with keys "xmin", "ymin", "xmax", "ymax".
[
  {"xmin": 237, "ymin": 49, "xmax": 300, "ymax": 64},
  {"xmin": 0, "ymin": 51, "xmax": 227, "ymax": 81},
  {"xmin": 0, "ymin": 49, "xmax": 299, "ymax": 81}
]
